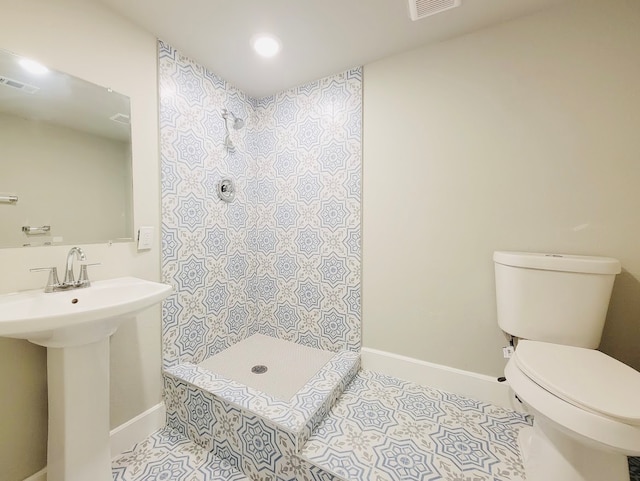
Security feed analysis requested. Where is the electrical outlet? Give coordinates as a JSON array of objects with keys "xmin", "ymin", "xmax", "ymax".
[
  {"xmin": 137, "ymin": 226, "xmax": 154, "ymax": 250},
  {"xmin": 502, "ymin": 345, "xmax": 515, "ymax": 359}
]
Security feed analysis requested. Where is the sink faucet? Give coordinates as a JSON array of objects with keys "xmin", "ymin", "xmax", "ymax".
[
  {"xmin": 64, "ymin": 246, "xmax": 86, "ymax": 285},
  {"xmin": 31, "ymin": 247, "xmax": 99, "ymax": 292}
]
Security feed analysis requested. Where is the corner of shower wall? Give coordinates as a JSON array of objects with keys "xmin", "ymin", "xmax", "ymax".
[
  {"xmin": 159, "ymin": 38, "xmax": 362, "ymax": 369},
  {"xmin": 251, "ymin": 67, "xmax": 363, "ymax": 353}
]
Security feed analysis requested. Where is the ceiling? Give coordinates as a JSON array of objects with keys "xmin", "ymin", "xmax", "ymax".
[{"xmin": 96, "ymin": 0, "xmax": 570, "ymax": 99}]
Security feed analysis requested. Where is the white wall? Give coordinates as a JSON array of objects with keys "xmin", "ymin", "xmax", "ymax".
[
  {"xmin": 0, "ymin": 1, "xmax": 159, "ymax": 480},
  {"xmin": 363, "ymin": 0, "xmax": 640, "ymax": 377}
]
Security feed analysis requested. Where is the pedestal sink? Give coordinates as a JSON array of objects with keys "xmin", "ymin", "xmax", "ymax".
[{"xmin": 0, "ymin": 276, "xmax": 173, "ymax": 481}]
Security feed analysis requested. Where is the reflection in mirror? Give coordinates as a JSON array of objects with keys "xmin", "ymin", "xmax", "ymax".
[{"xmin": 0, "ymin": 48, "xmax": 133, "ymax": 248}]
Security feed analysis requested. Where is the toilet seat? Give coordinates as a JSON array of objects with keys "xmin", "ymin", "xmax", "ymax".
[
  {"xmin": 514, "ymin": 340, "xmax": 640, "ymax": 426},
  {"xmin": 505, "ymin": 356, "xmax": 640, "ymax": 455}
]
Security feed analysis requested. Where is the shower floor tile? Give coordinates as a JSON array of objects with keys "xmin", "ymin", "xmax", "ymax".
[
  {"xmin": 112, "ymin": 428, "xmax": 248, "ymax": 481},
  {"xmin": 198, "ymin": 333, "xmax": 335, "ymax": 402}
]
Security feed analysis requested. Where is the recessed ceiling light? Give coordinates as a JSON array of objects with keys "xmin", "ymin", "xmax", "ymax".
[
  {"xmin": 252, "ymin": 34, "xmax": 281, "ymax": 58},
  {"xmin": 19, "ymin": 58, "xmax": 49, "ymax": 75}
]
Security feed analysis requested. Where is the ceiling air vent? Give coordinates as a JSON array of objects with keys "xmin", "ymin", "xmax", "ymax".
[
  {"xmin": 408, "ymin": 0, "xmax": 462, "ymax": 21},
  {"xmin": 0, "ymin": 76, "xmax": 40, "ymax": 94},
  {"xmin": 110, "ymin": 113, "xmax": 130, "ymax": 125}
]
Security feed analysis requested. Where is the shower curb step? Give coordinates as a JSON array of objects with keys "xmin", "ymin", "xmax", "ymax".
[{"xmin": 163, "ymin": 349, "xmax": 360, "ymax": 479}]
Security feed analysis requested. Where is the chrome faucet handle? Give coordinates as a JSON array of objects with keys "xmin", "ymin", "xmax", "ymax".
[
  {"xmin": 30, "ymin": 267, "xmax": 61, "ymax": 293},
  {"xmin": 78, "ymin": 262, "xmax": 101, "ymax": 287}
]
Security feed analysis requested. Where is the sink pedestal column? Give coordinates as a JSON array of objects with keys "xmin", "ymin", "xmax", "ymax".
[{"xmin": 47, "ymin": 337, "xmax": 112, "ymax": 481}]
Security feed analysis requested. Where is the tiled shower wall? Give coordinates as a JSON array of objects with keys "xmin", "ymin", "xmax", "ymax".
[
  {"xmin": 251, "ymin": 71, "xmax": 362, "ymax": 352},
  {"xmin": 160, "ymin": 41, "xmax": 259, "ymax": 367},
  {"xmin": 160, "ymin": 41, "xmax": 361, "ymax": 368}
]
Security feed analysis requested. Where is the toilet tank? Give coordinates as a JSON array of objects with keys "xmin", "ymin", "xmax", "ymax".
[{"xmin": 494, "ymin": 251, "xmax": 621, "ymax": 349}]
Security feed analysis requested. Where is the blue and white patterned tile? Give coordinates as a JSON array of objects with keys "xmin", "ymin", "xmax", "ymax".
[
  {"xmin": 164, "ymin": 348, "xmax": 359, "ymax": 442},
  {"xmin": 185, "ymin": 388, "xmax": 218, "ymax": 449},
  {"xmin": 163, "ymin": 366, "xmax": 640, "ymax": 480},
  {"xmin": 112, "ymin": 428, "xmax": 248, "ymax": 481},
  {"xmin": 239, "ymin": 415, "xmax": 282, "ymax": 474},
  {"xmin": 300, "ymin": 370, "xmax": 532, "ymax": 481},
  {"xmin": 212, "ymin": 438, "xmax": 243, "ymax": 473},
  {"xmin": 159, "ymin": 41, "xmax": 258, "ymax": 368},
  {"xmin": 165, "ymin": 371, "xmax": 338, "ymax": 480},
  {"xmin": 432, "ymin": 426, "xmax": 500, "ymax": 473},
  {"xmin": 373, "ymin": 438, "xmax": 441, "ymax": 481},
  {"xmin": 305, "ymin": 448, "xmax": 373, "ymax": 481},
  {"xmin": 160, "ymin": 40, "xmax": 362, "ymax": 367},
  {"xmin": 153, "ymin": 365, "xmax": 640, "ymax": 481},
  {"xmin": 347, "ymin": 399, "xmax": 398, "ymax": 434}
]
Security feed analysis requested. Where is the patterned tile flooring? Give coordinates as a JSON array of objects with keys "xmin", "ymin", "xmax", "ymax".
[
  {"xmin": 301, "ymin": 370, "xmax": 531, "ymax": 481},
  {"xmin": 113, "ymin": 369, "xmax": 640, "ymax": 481},
  {"xmin": 112, "ymin": 428, "xmax": 248, "ymax": 481}
]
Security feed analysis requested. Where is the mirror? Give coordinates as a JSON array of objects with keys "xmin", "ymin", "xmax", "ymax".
[{"xmin": 0, "ymin": 49, "xmax": 133, "ymax": 248}]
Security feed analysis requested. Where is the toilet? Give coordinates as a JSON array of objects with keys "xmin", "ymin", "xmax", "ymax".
[{"xmin": 494, "ymin": 251, "xmax": 640, "ymax": 481}]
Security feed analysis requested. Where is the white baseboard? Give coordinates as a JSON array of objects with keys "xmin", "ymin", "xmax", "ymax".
[
  {"xmin": 110, "ymin": 401, "xmax": 166, "ymax": 457},
  {"xmin": 22, "ymin": 402, "xmax": 166, "ymax": 481},
  {"xmin": 361, "ymin": 347, "xmax": 525, "ymax": 412}
]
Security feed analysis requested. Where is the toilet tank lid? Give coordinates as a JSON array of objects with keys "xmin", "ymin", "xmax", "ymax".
[{"xmin": 493, "ymin": 251, "xmax": 621, "ymax": 275}]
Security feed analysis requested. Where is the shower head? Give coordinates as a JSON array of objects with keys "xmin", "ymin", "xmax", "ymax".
[
  {"xmin": 222, "ymin": 109, "xmax": 244, "ymax": 130},
  {"xmin": 222, "ymin": 108, "xmax": 244, "ymax": 151}
]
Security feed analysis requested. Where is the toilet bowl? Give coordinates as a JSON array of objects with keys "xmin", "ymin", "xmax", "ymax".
[
  {"xmin": 506, "ymin": 340, "xmax": 640, "ymax": 481},
  {"xmin": 492, "ymin": 251, "xmax": 638, "ymax": 479}
]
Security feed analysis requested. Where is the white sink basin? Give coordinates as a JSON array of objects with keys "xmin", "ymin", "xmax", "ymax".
[{"xmin": 0, "ymin": 276, "xmax": 172, "ymax": 347}]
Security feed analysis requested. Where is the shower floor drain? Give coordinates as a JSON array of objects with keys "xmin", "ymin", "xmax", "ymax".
[{"xmin": 251, "ymin": 365, "xmax": 268, "ymax": 374}]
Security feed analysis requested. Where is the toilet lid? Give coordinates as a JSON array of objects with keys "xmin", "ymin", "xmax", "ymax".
[{"xmin": 514, "ymin": 340, "xmax": 640, "ymax": 425}]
